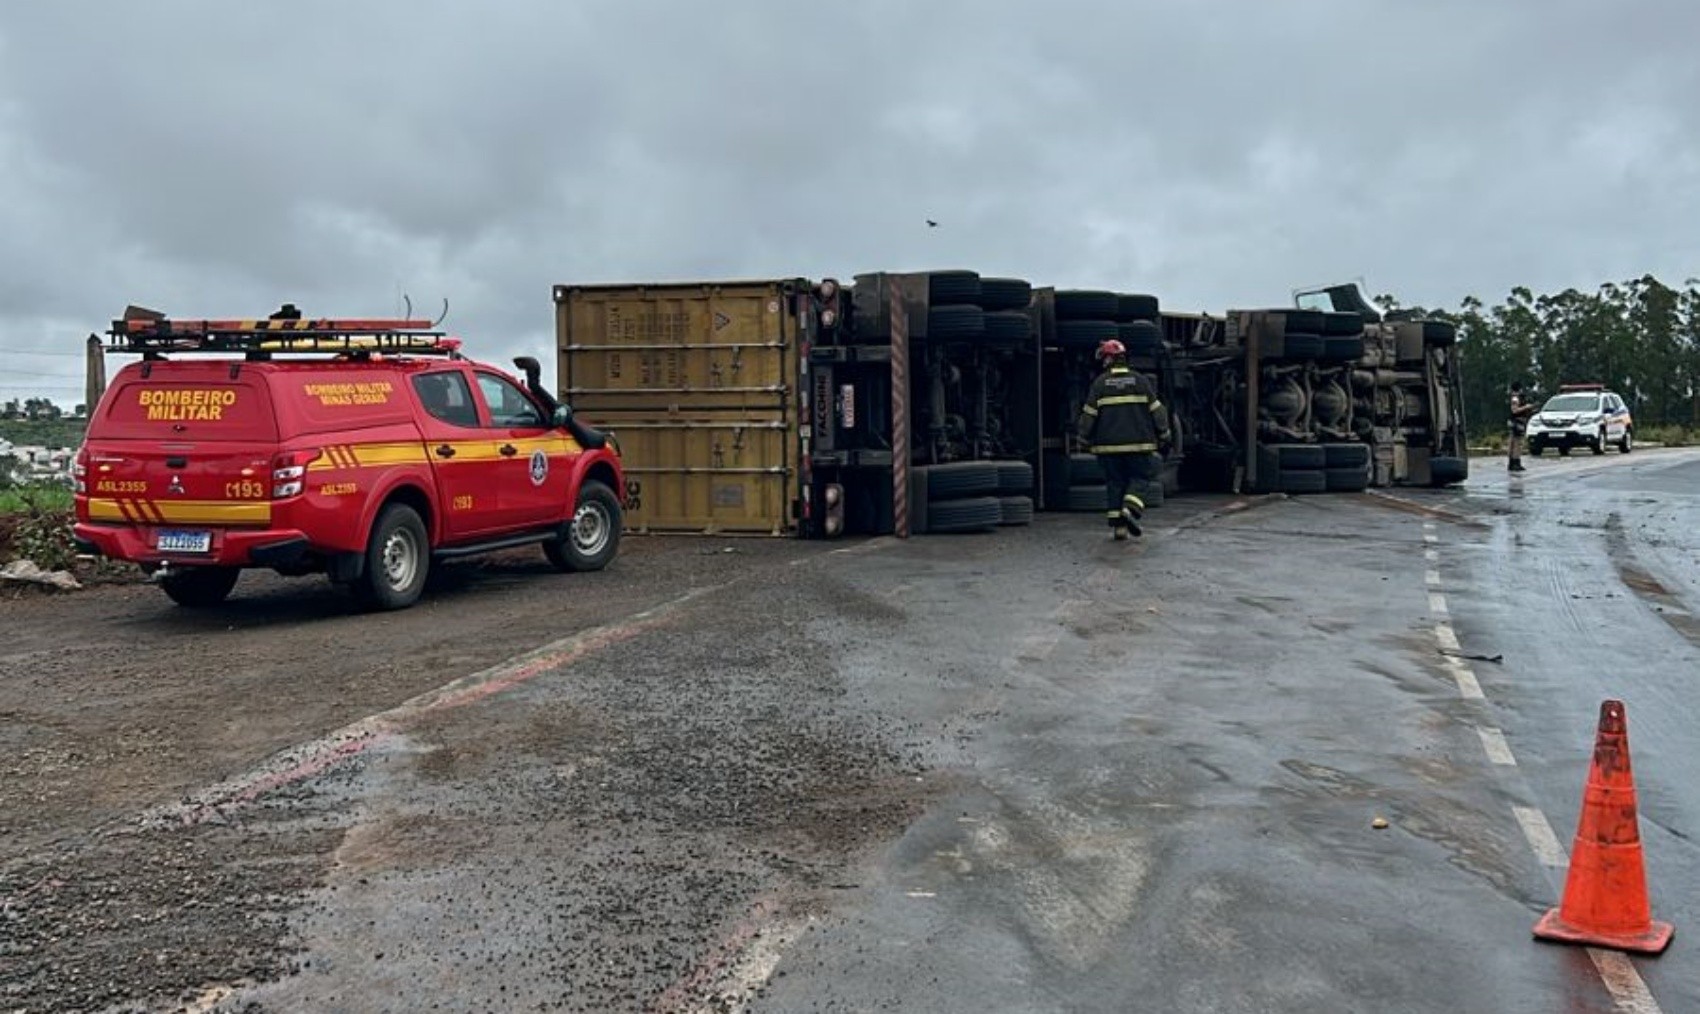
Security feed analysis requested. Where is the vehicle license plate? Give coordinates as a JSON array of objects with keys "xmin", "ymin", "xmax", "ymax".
[{"xmin": 157, "ymin": 529, "xmax": 212, "ymax": 553}]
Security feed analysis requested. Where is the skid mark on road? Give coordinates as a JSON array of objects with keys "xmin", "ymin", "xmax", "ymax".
[{"xmin": 1424, "ymin": 522, "xmax": 1666, "ymax": 1014}]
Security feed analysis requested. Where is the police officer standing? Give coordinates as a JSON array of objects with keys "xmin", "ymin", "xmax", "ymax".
[
  {"xmin": 1508, "ymin": 380, "xmax": 1535, "ymax": 473},
  {"xmin": 1076, "ymin": 339, "xmax": 1172, "ymax": 540}
]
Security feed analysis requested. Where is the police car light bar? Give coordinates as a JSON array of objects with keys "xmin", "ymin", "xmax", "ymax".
[{"xmin": 105, "ymin": 314, "xmax": 461, "ymax": 358}]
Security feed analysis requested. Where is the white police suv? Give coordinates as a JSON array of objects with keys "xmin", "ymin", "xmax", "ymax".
[{"xmin": 1526, "ymin": 384, "xmax": 1633, "ymax": 456}]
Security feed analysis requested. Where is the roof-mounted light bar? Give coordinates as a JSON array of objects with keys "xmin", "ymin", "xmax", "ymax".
[{"xmin": 103, "ymin": 311, "xmax": 461, "ymax": 359}]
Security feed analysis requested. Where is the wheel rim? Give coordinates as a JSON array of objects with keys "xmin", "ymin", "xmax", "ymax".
[
  {"xmin": 572, "ymin": 501, "xmax": 611, "ymax": 557},
  {"xmin": 382, "ymin": 526, "xmax": 420, "ymax": 590}
]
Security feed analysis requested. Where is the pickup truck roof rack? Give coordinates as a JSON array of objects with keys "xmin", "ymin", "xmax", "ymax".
[{"xmin": 105, "ymin": 307, "xmax": 462, "ymax": 361}]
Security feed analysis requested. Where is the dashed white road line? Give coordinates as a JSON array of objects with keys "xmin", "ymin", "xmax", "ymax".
[
  {"xmin": 1427, "ymin": 524, "xmax": 1665, "ymax": 1014},
  {"xmin": 1512, "ymin": 806, "xmax": 1567, "ymax": 868},
  {"xmin": 1442, "ymin": 657, "xmax": 1485, "ymax": 699},
  {"xmin": 1475, "ymin": 726, "xmax": 1516, "ymax": 766},
  {"xmin": 1589, "ymin": 950, "xmax": 1666, "ymax": 1014}
]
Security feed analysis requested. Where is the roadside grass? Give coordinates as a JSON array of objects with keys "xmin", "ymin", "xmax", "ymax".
[
  {"xmin": 0, "ymin": 483, "xmax": 77, "ymax": 570},
  {"xmin": 0, "ymin": 483, "xmax": 73, "ymax": 515}
]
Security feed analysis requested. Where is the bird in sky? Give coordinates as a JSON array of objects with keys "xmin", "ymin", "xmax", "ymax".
[{"xmin": 926, "ymin": 219, "xmax": 939, "ymax": 228}]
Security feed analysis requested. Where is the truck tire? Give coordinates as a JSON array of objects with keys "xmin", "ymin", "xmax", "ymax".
[
  {"xmin": 976, "ymin": 277, "xmax": 1032, "ymax": 312},
  {"xmin": 1279, "ymin": 469, "xmax": 1328, "ymax": 494},
  {"xmin": 1429, "ymin": 457, "xmax": 1468, "ymax": 486},
  {"xmin": 1055, "ymin": 319, "xmax": 1119, "ymax": 348},
  {"xmin": 926, "ymin": 496, "xmax": 1001, "ymax": 533},
  {"xmin": 545, "ymin": 480, "xmax": 622, "ymax": 572},
  {"xmin": 927, "ymin": 271, "xmax": 981, "ymax": 305},
  {"xmin": 1324, "ymin": 466, "xmax": 1370, "ymax": 492},
  {"xmin": 982, "ymin": 311, "xmax": 1033, "ymax": 348},
  {"xmin": 1069, "ymin": 452, "xmax": 1105, "ymax": 485},
  {"xmin": 918, "ymin": 461, "xmax": 1001, "ymax": 500},
  {"xmin": 996, "ymin": 460, "xmax": 1034, "ymax": 495},
  {"xmin": 1065, "ymin": 484, "xmax": 1109, "ymax": 512},
  {"xmin": 1321, "ymin": 335, "xmax": 1366, "ymax": 361},
  {"xmin": 1054, "ymin": 290, "xmax": 1121, "ymax": 321},
  {"xmin": 1322, "ymin": 311, "xmax": 1365, "ymax": 336},
  {"xmin": 1277, "ymin": 332, "xmax": 1325, "ymax": 360},
  {"xmin": 927, "ymin": 304, "xmax": 985, "ymax": 340},
  {"xmin": 1422, "ymin": 320, "xmax": 1457, "ymax": 346},
  {"xmin": 1115, "ymin": 293, "xmax": 1161, "ymax": 323},
  {"xmin": 1322, "ymin": 442, "xmax": 1371, "ymax": 469},
  {"xmin": 1117, "ymin": 320, "xmax": 1165, "ymax": 356},
  {"xmin": 1265, "ymin": 443, "xmax": 1326, "ymax": 470},
  {"xmin": 356, "ymin": 503, "xmax": 430, "ymax": 610},
  {"xmin": 996, "ymin": 495, "xmax": 1034, "ymax": 526},
  {"xmin": 159, "ymin": 566, "xmax": 241, "ymax": 608}
]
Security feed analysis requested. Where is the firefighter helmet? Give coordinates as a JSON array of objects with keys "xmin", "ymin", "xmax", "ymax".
[{"xmin": 1096, "ymin": 338, "xmax": 1126, "ymax": 361}]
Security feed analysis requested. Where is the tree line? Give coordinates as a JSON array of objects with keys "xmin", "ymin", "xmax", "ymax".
[
  {"xmin": 1376, "ymin": 275, "xmax": 1700, "ymax": 438},
  {"xmin": 1, "ymin": 398, "xmax": 85, "ymax": 421}
]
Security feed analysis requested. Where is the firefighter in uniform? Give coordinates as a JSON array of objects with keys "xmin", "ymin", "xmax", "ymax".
[{"xmin": 1076, "ymin": 339, "xmax": 1172, "ymax": 540}]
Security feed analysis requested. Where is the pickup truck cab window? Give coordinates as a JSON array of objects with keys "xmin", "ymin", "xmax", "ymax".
[
  {"xmin": 476, "ymin": 373, "xmax": 545, "ymax": 428},
  {"xmin": 413, "ymin": 371, "xmax": 481, "ymax": 428}
]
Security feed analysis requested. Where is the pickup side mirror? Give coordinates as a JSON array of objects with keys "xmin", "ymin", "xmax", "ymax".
[{"xmin": 552, "ymin": 402, "xmax": 608, "ymax": 450}]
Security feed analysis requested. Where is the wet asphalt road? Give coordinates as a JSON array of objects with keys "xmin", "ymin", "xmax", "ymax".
[{"xmin": 5, "ymin": 449, "xmax": 1697, "ymax": 1013}]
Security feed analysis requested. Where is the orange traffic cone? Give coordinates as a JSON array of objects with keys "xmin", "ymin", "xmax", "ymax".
[{"xmin": 1534, "ymin": 699, "xmax": 1674, "ymax": 954}]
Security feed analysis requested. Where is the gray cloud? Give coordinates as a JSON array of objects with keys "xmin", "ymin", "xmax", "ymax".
[{"xmin": 3, "ymin": 0, "xmax": 1697, "ymax": 401}]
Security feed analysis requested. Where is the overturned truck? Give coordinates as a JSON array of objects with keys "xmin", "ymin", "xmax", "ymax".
[
  {"xmin": 1167, "ymin": 282, "xmax": 1468, "ymax": 495},
  {"xmin": 553, "ymin": 275, "xmax": 1466, "ymax": 538}
]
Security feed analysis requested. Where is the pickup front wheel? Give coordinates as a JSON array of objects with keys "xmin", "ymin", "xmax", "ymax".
[{"xmin": 546, "ymin": 480, "xmax": 621, "ymax": 572}]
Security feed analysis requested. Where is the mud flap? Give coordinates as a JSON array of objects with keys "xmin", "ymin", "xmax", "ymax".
[{"xmin": 326, "ymin": 551, "xmax": 365, "ymax": 583}]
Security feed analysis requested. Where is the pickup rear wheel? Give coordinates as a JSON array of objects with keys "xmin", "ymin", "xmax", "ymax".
[
  {"xmin": 159, "ymin": 566, "xmax": 240, "ymax": 608},
  {"xmin": 356, "ymin": 503, "xmax": 429, "ymax": 610},
  {"xmin": 546, "ymin": 480, "xmax": 621, "ymax": 572}
]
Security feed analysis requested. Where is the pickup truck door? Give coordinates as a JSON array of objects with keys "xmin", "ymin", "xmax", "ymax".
[
  {"xmin": 471, "ymin": 370, "xmax": 577, "ymax": 530},
  {"xmin": 410, "ymin": 369, "xmax": 503, "ymax": 541}
]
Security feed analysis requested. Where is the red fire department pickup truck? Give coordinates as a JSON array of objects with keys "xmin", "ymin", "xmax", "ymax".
[{"xmin": 72, "ymin": 308, "xmax": 625, "ymax": 610}]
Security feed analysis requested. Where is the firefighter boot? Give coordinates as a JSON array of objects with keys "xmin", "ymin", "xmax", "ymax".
[{"xmin": 1121, "ymin": 495, "xmax": 1145, "ymax": 537}]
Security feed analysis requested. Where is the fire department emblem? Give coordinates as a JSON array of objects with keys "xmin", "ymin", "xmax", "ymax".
[{"xmin": 529, "ymin": 449, "xmax": 549, "ymax": 486}]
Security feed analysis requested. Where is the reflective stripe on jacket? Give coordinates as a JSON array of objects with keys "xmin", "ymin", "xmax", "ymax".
[{"xmin": 1076, "ymin": 366, "xmax": 1170, "ymax": 455}]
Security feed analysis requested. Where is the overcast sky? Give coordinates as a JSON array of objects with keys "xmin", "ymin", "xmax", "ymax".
[{"xmin": 2, "ymin": 1, "xmax": 1697, "ymax": 404}]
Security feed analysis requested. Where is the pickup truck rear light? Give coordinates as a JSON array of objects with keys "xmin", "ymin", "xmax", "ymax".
[
  {"xmin": 72, "ymin": 450, "xmax": 88, "ymax": 494},
  {"xmin": 271, "ymin": 449, "xmax": 322, "ymax": 498}
]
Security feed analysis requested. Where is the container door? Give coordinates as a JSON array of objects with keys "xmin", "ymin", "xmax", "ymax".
[{"xmin": 556, "ymin": 282, "xmax": 799, "ymax": 534}]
